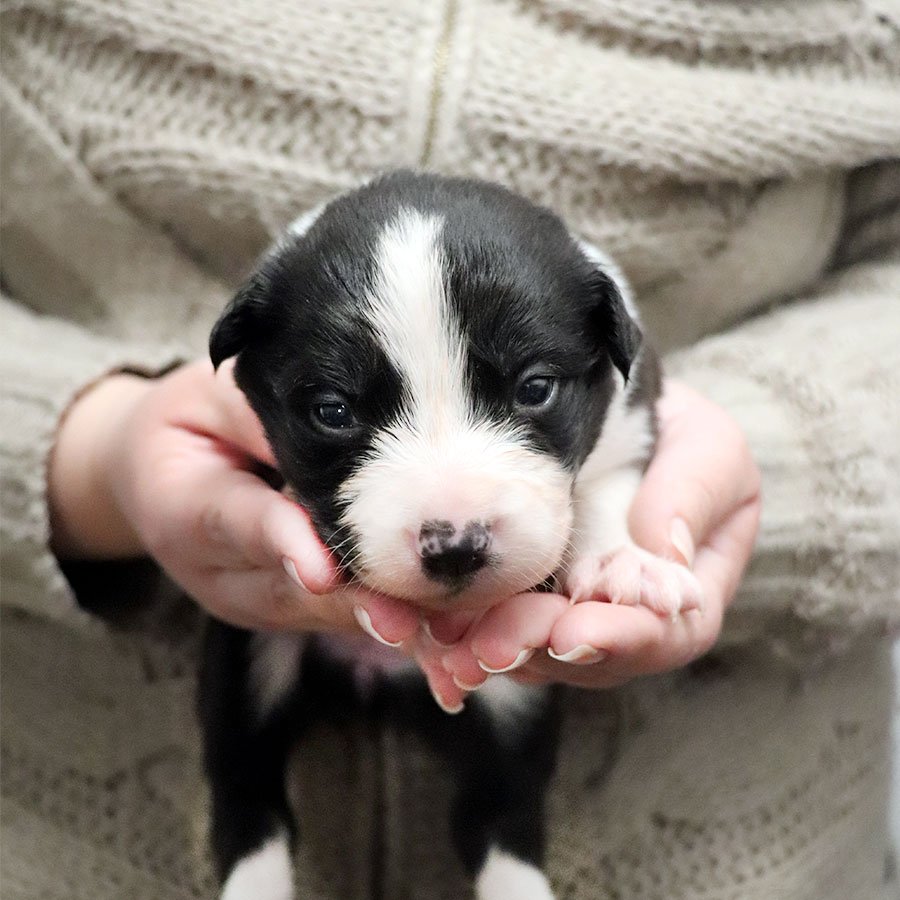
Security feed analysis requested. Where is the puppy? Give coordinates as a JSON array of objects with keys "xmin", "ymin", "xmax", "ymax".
[{"xmin": 202, "ymin": 171, "xmax": 701, "ymax": 900}]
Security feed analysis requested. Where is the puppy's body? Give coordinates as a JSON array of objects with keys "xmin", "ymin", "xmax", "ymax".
[{"xmin": 203, "ymin": 172, "xmax": 700, "ymax": 899}]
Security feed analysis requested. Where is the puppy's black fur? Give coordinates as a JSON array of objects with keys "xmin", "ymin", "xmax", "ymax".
[
  {"xmin": 199, "ymin": 630, "xmax": 561, "ymax": 887},
  {"xmin": 210, "ymin": 174, "xmax": 640, "ymax": 568},
  {"xmin": 201, "ymin": 171, "xmax": 655, "ymax": 898}
]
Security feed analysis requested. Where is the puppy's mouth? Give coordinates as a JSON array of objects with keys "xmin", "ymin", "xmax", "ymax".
[
  {"xmin": 308, "ymin": 445, "xmax": 575, "ymax": 611},
  {"xmin": 345, "ymin": 554, "xmax": 557, "ymax": 612}
]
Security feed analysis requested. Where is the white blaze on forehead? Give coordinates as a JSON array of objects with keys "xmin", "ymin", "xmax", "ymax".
[
  {"xmin": 338, "ymin": 208, "xmax": 574, "ymax": 602},
  {"xmin": 364, "ymin": 208, "xmax": 470, "ymax": 432}
]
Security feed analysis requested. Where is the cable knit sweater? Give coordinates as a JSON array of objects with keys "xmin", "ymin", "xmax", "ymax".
[{"xmin": 1, "ymin": 2, "xmax": 899, "ymax": 898}]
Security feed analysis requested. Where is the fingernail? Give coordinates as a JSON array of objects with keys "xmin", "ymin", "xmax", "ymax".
[
  {"xmin": 547, "ymin": 644, "xmax": 607, "ymax": 665},
  {"xmin": 282, "ymin": 557, "xmax": 310, "ymax": 592},
  {"xmin": 422, "ymin": 619, "xmax": 456, "ymax": 648},
  {"xmin": 353, "ymin": 605, "xmax": 403, "ymax": 648},
  {"xmin": 431, "ymin": 687, "xmax": 464, "ymax": 715},
  {"xmin": 670, "ymin": 517, "xmax": 695, "ymax": 568},
  {"xmin": 478, "ymin": 648, "xmax": 534, "ymax": 674},
  {"xmin": 452, "ymin": 675, "xmax": 485, "ymax": 692}
]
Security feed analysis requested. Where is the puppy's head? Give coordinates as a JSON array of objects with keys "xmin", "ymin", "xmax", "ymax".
[{"xmin": 211, "ymin": 172, "xmax": 640, "ymax": 610}]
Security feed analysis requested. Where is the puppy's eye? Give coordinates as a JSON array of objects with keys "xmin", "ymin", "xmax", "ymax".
[
  {"xmin": 312, "ymin": 400, "xmax": 358, "ymax": 432},
  {"xmin": 515, "ymin": 375, "xmax": 557, "ymax": 410}
]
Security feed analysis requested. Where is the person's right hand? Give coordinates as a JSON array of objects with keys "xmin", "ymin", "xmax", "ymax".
[{"xmin": 48, "ymin": 360, "xmax": 422, "ymax": 640}]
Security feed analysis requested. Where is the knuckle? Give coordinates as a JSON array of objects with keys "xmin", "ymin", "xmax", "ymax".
[
  {"xmin": 685, "ymin": 475, "xmax": 717, "ymax": 526},
  {"xmin": 259, "ymin": 505, "xmax": 289, "ymax": 561},
  {"xmin": 200, "ymin": 502, "xmax": 229, "ymax": 547},
  {"xmin": 265, "ymin": 569, "xmax": 309, "ymax": 624},
  {"xmin": 139, "ymin": 513, "xmax": 177, "ymax": 562}
]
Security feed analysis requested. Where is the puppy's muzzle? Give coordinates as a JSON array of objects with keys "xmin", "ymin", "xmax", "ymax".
[{"xmin": 418, "ymin": 520, "xmax": 492, "ymax": 585}]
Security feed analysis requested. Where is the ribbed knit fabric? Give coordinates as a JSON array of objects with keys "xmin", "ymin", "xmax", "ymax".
[
  {"xmin": 1, "ymin": 1, "xmax": 899, "ymax": 898},
  {"xmin": 0, "ymin": 298, "xmax": 183, "ymax": 627},
  {"xmin": 670, "ymin": 257, "xmax": 900, "ymax": 660},
  {"xmin": 2, "ymin": 613, "xmax": 893, "ymax": 900}
]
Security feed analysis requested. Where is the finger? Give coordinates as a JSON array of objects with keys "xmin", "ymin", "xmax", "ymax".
[
  {"xmin": 349, "ymin": 591, "xmax": 423, "ymax": 648},
  {"xmin": 439, "ymin": 643, "xmax": 490, "ymax": 692},
  {"xmin": 423, "ymin": 610, "xmax": 479, "ymax": 647},
  {"xmin": 197, "ymin": 469, "xmax": 337, "ymax": 593},
  {"xmin": 515, "ymin": 654, "xmax": 632, "ymax": 689},
  {"xmin": 547, "ymin": 597, "xmax": 723, "ymax": 681},
  {"xmin": 629, "ymin": 383, "xmax": 760, "ymax": 565},
  {"xmin": 420, "ymin": 611, "xmax": 487, "ymax": 690},
  {"xmin": 692, "ymin": 496, "xmax": 761, "ymax": 608},
  {"xmin": 442, "ymin": 593, "xmax": 570, "ymax": 684},
  {"xmin": 200, "ymin": 564, "xmax": 318, "ymax": 630},
  {"xmin": 426, "ymin": 664, "xmax": 467, "ymax": 715},
  {"xmin": 212, "ymin": 360, "xmax": 278, "ymax": 466},
  {"xmin": 414, "ymin": 639, "xmax": 467, "ymax": 714},
  {"xmin": 186, "ymin": 444, "xmax": 423, "ymax": 640},
  {"xmin": 175, "ymin": 360, "xmax": 277, "ymax": 466}
]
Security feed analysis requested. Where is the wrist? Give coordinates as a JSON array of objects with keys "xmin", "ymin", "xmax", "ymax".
[{"xmin": 48, "ymin": 373, "xmax": 154, "ymax": 559}]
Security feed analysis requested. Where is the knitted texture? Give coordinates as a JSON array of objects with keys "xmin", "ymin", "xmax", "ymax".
[
  {"xmin": 2, "ymin": 613, "xmax": 893, "ymax": 900},
  {"xmin": 1, "ymin": 1, "xmax": 899, "ymax": 898},
  {"xmin": 3, "ymin": 1, "xmax": 899, "ymax": 299},
  {"xmin": 669, "ymin": 258, "xmax": 900, "ymax": 659},
  {"xmin": 0, "ymin": 298, "xmax": 183, "ymax": 627},
  {"xmin": 2, "ymin": 0, "xmax": 898, "ymax": 652}
]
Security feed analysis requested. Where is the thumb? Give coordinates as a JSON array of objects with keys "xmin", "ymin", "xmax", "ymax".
[
  {"xmin": 628, "ymin": 387, "xmax": 758, "ymax": 565},
  {"xmin": 205, "ymin": 359, "xmax": 278, "ymax": 467}
]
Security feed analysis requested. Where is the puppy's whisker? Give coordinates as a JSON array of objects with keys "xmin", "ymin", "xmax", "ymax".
[{"xmin": 203, "ymin": 171, "xmax": 658, "ymax": 896}]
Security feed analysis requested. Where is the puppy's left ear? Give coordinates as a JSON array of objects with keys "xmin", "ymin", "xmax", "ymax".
[
  {"xmin": 209, "ymin": 270, "xmax": 273, "ymax": 369},
  {"xmin": 588, "ymin": 267, "xmax": 642, "ymax": 382}
]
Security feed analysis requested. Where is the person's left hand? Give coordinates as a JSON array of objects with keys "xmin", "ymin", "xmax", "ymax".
[{"xmin": 421, "ymin": 381, "xmax": 762, "ymax": 711}]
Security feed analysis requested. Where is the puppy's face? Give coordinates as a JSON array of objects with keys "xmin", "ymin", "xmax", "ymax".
[{"xmin": 212, "ymin": 174, "xmax": 639, "ymax": 610}]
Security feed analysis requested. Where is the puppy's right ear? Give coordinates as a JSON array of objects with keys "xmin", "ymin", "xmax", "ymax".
[{"xmin": 209, "ymin": 270, "xmax": 273, "ymax": 369}]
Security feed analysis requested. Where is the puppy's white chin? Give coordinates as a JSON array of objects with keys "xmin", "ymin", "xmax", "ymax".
[{"xmin": 356, "ymin": 555, "xmax": 564, "ymax": 611}]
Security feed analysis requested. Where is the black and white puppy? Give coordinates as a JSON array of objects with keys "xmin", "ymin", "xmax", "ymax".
[{"xmin": 202, "ymin": 171, "xmax": 701, "ymax": 900}]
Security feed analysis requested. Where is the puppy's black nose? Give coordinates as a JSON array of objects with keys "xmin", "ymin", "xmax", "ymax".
[{"xmin": 418, "ymin": 520, "xmax": 491, "ymax": 584}]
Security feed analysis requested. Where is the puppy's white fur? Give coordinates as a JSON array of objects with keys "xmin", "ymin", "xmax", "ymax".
[
  {"xmin": 229, "ymin": 197, "xmax": 698, "ymax": 900},
  {"xmin": 564, "ymin": 357, "xmax": 704, "ymax": 616},
  {"xmin": 250, "ymin": 633, "xmax": 304, "ymax": 719},
  {"xmin": 220, "ymin": 834, "xmax": 293, "ymax": 900},
  {"xmin": 286, "ymin": 204, "xmax": 327, "ymax": 240},
  {"xmin": 338, "ymin": 209, "xmax": 573, "ymax": 605},
  {"xmin": 476, "ymin": 677, "xmax": 548, "ymax": 737},
  {"xmin": 280, "ymin": 209, "xmax": 695, "ymax": 615},
  {"xmin": 476, "ymin": 847, "xmax": 556, "ymax": 900}
]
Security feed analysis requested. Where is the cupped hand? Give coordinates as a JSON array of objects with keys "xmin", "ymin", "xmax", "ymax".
[
  {"xmin": 427, "ymin": 381, "xmax": 762, "ymax": 710},
  {"xmin": 49, "ymin": 360, "xmax": 422, "ymax": 640}
]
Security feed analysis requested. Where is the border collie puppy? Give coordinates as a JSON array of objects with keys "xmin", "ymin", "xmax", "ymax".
[{"xmin": 203, "ymin": 171, "xmax": 701, "ymax": 900}]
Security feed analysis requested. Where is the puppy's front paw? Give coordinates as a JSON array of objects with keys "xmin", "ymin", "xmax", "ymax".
[{"xmin": 566, "ymin": 544, "xmax": 703, "ymax": 619}]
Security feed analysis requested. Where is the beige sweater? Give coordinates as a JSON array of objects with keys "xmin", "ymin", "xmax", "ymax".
[{"xmin": 1, "ymin": 1, "xmax": 899, "ymax": 898}]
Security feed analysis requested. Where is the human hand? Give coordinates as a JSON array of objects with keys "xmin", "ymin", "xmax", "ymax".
[
  {"xmin": 48, "ymin": 360, "xmax": 422, "ymax": 639},
  {"xmin": 427, "ymin": 381, "xmax": 762, "ymax": 710}
]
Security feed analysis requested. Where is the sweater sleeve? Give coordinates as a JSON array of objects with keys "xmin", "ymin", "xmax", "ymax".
[
  {"xmin": 0, "ymin": 295, "xmax": 182, "ymax": 628},
  {"xmin": 664, "ymin": 257, "xmax": 900, "ymax": 662}
]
